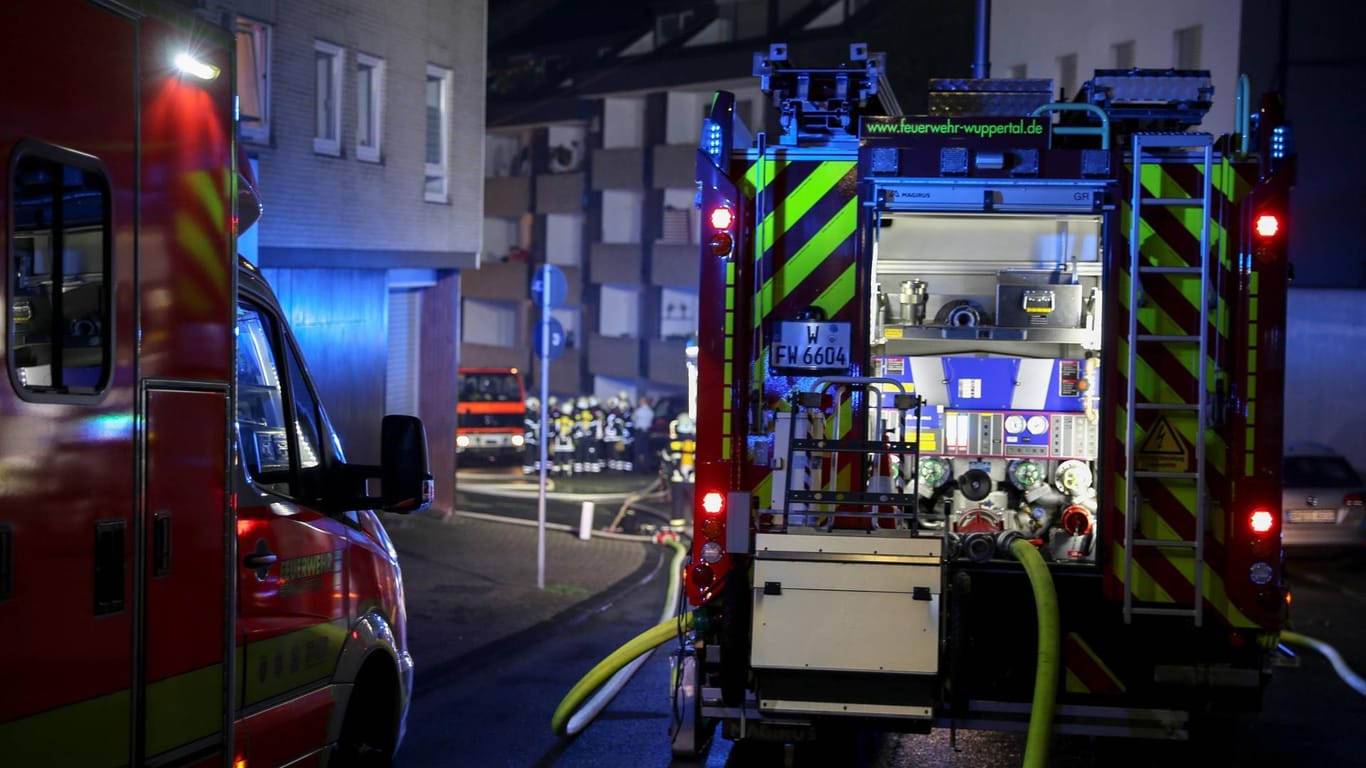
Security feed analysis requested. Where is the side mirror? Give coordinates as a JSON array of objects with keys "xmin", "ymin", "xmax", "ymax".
[{"xmin": 380, "ymin": 414, "xmax": 434, "ymax": 513}]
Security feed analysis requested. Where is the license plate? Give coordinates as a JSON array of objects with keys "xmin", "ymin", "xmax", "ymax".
[
  {"xmin": 772, "ymin": 321, "xmax": 851, "ymax": 372},
  {"xmin": 479, "ymin": 435, "xmax": 507, "ymax": 447},
  {"xmin": 1287, "ymin": 509, "xmax": 1336, "ymax": 524}
]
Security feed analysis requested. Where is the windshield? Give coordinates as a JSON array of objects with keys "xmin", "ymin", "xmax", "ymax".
[
  {"xmin": 458, "ymin": 372, "xmax": 522, "ymax": 403},
  {"xmin": 1284, "ymin": 455, "xmax": 1362, "ymax": 488}
]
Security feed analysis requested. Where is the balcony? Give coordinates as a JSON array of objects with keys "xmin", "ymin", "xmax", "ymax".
[
  {"xmin": 484, "ymin": 175, "xmax": 531, "ymax": 217},
  {"xmin": 589, "ymin": 242, "xmax": 643, "ymax": 285},
  {"xmin": 651, "ymin": 144, "xmax": 695, "ymax": 189},
  {"xmin": 646, "ymin": 337, "xmax": 689, "ymax": 385},
  {"xmin": 462, "ymin": 260, "xmax": 528, "ymax": 300},
  {"xmin": 650, "ymin": 243, "xmax": 700, "ymax": 288},
  {"xmin": 591, "ymin": 147, "xmax": 645, "ymax": 189},
  {"xmin": 587, "ymin": 333, "xmax": 640, "ymax": 380},
  {"xmin": 460, "ymin": 342, "xmax": 528, "ymax": 371},
  {"xmin": 531, "ymin": 353, "xmax": 583, "ymax": 395},
  {"xmin": 535, "ymin": 172, "xmax": 586, "ymax": 213}
]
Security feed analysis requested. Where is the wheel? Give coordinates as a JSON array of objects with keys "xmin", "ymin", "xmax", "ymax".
[{"xmin": 333, "ymin": 660, "xmax": 399, "ymax": 768}]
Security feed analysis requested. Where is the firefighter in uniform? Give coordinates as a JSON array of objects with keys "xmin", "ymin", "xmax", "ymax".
[
  {"xmin": 523, "ymin": 397, "xmax": 541, "ymax": 475},
  {"xmin": 551, "ymin": 399, "xmax": 576, "ymax": 476}
]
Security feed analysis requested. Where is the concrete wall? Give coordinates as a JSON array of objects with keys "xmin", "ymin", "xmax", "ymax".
[
  {"xmin": 1284, "ymin": 289, "xmax": 1366, "ymax": 469},
  {"xmin": 992, "ymin": 0, "xmax": 1242, "ymax": 136}
]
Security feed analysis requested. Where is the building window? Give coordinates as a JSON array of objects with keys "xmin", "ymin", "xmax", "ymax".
[
  {"xmin": 425, "ymin": 65, "xmax": 451, "ymax": 202},
  {"xmin": 1057, "ymin": 53, "xmax": 1078, "ymax": 100},
  {"xmin": 9, "ymin": 146, "xmax": 112, "ymax": 398},
  {"xmin": 461, "ymin": 299, "xmax": 518, "ymax": 346},
  {"xmin": 236, "ymin": 18, "xmax": 271, "ymax": 144},
  {"xmin": 1009, "ymin": 63, "xmax": 1027, "ymax": 79},
  {"xmin": 1113, "ymin": 40, "xmax": 1136, "ymax": 69},
  {"xmin": 1175, "ymin": 25, "xmax": 1202, "ymax": 68},
  {"xmin": 313, "ymin": 40, "xmax": 343, "ymax": 156},
  {"xmin": 356, "ymin": 52, "xmax": 384, "ymax": 163}
]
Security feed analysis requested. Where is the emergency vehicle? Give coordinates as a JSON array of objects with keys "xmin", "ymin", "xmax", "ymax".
[
  {"xmin": 1, "ymin": 2, "xmax": 434, "ymax": 765},
  {"xmin": 675, "ymin": 43, "xmax": 1293, "ymax": 752},
  {"xmin": 456, "ymin": 367, "xmax": 527, "ymax": 462}
]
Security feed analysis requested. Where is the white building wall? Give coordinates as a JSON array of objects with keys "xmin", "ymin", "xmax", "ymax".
[
  {"xmin": 991, "ymin": 1, "xmax": 1242, "ymax": 137},
  {"xmin": 240, "ymin": 0, "xmax": 486, "ymax": 258}
]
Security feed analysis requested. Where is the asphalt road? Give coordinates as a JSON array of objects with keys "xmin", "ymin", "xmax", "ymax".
[{"xmin": 393, "ymin": 473, "xmax": 1366, "ymax": 767}]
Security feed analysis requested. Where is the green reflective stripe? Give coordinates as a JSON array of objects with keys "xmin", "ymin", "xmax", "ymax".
[
  {"xmin": 0, "ymin": 690, "xmax": 130, "ymax": 768},
  {"xmin": 756, "ymin": 161, "xmax": 854, "ymax": 265},
  {"xmin": 242, "ymin": 618, "xmax": 348, "ymax": 706},
  {"xmin": 814, "ymin": 263, "xmax": 858, "ymax": 320},
  {"xmin": 755, "ymin": 195, "xmax": 859, "ymax": 330},
  {"xmin": 740, "ymin": 157, "xmax": 785, "ymax": 197},
  {"xmin": 146, "ymin": 664, "xmax": 224, "ymax": 756}
]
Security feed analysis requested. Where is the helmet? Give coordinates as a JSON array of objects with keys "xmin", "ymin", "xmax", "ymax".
[
  {"xmin": 526, "ymin": 397, "xmax": 540, "ymax": 412},
  {"xmin": 588, "ymin": 396, "xmax": 600, "ymax": 409},
  {"xmin": 562, "ymin": 400, "xmax": 575, "ymax": 416},
  {"xmin": 577, "ymin": 397, "xmax": 590, "ymax": 410}
]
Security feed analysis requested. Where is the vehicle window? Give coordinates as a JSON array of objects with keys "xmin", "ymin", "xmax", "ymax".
[
  {"xmin": 458, "ymin": 372, "xmax": 522, "ymax": 402},
  {"xmin": 236, "ymin": 302, "xmax": 324, "ymax": 498},
  {"xmin": 8, "ymin": 148, "xmax": 111, "ymax": 397},
  {"xmin": 1283, "ymin": 456, "xmax": 1362, "ymax": 488}
]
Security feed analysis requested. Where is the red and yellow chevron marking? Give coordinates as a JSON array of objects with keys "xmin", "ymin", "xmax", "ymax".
[
  {"xmin": 1106, "ymin": 156, "xmax": 1265, "ymax": 627},
  {"xmin": 1063, "ymin": 632, "xmax": 1126, "ymax": 695}
]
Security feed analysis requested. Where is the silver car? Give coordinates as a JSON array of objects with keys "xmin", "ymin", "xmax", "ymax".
[{"xmin": 1281, "ymin": 445, "xmax": 1365, "ymax": 550}]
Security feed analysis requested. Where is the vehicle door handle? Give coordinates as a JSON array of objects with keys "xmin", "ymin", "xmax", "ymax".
[
  {"xmin": 243, "ymin": 539, "xmax": 278, "ymax": 577},
  {"xmin": 244, "ymin": 552, "xmax": 277, "ymax": 568}
]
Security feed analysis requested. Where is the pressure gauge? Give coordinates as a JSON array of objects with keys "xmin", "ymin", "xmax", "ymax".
[
  {"xmin": 918, "ymin": 456, "xmax": 950, "ymax": 488},
  {"xmin": 1004, "ymin": 415, "xmax": 1026, "ymax": 433},
  {"xmin": 1055, "ymin": 459, "xmax": 1094, "ymax": 495},
  {"xmin": 1026, "ymin": 415, "xmax": 1049, "ymax": 435},
  {"xmin": 1008, "ymin": 459, "xmax": 1043, "ymax": 490}
]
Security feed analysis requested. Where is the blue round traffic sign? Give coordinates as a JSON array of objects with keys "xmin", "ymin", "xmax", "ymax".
[
  {"xmin": 533, "ymin": 317, "xmax": 565, "ymax": 360},
  {"xmin": 530, "ymin": 264, "xmax": 567, "ymax": 308}
]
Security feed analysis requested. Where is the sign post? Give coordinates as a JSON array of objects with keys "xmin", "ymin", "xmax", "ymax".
[{"xmin": 530, "ymin": 264, "xmax": 566, "ymax": 590}]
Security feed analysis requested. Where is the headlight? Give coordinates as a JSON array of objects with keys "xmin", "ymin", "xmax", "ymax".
[
  {"xmin": 456, "ymin": 434, "xmax": 470, "ymax": 448},
  {"xmin": 511, "ymin": 434, "xmax": 525, "ymax": 447}
]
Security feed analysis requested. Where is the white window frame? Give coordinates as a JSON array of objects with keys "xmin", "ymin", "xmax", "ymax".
[
  {"xmin": 313, "ymin": 40, "xmax": 343, "ymax": 156},
  {"xmin": 356, "ymin": 52, "xmax": 384, "ymax": 163},
  {"xmin": 236, "ymin": 17, "xmax": 271, "ymax": 144},
  {"xmin": 424, "ymin": 64, "xmax": 451, "ymax": 202}
]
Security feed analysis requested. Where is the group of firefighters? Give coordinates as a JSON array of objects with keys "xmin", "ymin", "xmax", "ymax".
[
  {"xmin": 522, "ymin": 394, "xmax": 653, "ymax": 476},
  {"xmin": 522, "ymin": 393, "xmax": 697, "ymax": 482}
]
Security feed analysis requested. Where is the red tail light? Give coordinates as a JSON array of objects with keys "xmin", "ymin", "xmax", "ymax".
[
  {"xmin": 701, "ymin": 491, "xmax": 725, "ymax": 514},
  {"xmin": 707, "ymin": 205, "xmax": 735, "ymax": 257},
  {"xmin": 1254, "ymin": 213, "xmax": 1280, "ymax": 239},
  {"xmin": 1345, "ymin": 492, "xmax": 1362, "ymax": 508},
  {"xmin": 1249, "ymin": 508, "xmax": 1275, "ymax": 534}
]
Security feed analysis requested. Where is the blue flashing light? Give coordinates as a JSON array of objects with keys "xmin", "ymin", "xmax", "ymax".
[
  {"xmin": 703, "ymin": 119, "xmax": 725, "ymax": 164},
  {"xmin": 1271, "ymin": 124, "xmax": 1292, "ymax": 159}
]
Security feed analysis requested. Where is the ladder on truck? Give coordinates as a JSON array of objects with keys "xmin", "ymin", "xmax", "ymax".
[
  {"xmin": 782, "ymin": 377, "xmax": 923, "ymax": 531},
  {"xmin": 1122, "ymin": 131, "xmax": 1215, "ymax": 625}
]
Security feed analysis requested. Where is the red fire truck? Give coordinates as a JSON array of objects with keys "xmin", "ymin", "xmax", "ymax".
[
  {"xmin": 674, "ymin": 43, "xmax": 1293, "ymax": 753},
  {"xmin": 456, "ymin": 367, "xmax": 527, "ymax": 462},
  {"xmin": 0, "ymin": 2, "xmax": 434, "ymax": 765}
]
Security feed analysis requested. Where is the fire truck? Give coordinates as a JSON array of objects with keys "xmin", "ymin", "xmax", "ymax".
[
  {"xmin": 456, "ymin": 367, "xmax": 527, "ymax": 462},
  {"xmin": 0, "ymin": 2, "xmax": 434, "ymax": 765},
  {"xmin": 675, "ymin": 43, "xmax": 1293, "ymax": 753}
]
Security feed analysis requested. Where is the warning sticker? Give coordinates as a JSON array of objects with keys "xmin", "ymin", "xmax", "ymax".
[{"xmin": 1135, "ymin": 416, "xmax": 1190, "ymax": 472}]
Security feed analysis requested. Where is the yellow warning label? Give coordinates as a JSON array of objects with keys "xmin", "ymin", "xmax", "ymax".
[{"xmin": 1136, "ymin": 416, "xmax": 1189, "ymax": 472}]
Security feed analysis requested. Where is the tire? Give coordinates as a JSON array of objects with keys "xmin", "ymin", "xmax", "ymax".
[{"xmin": 333, "ymin": 660, "xmax": 399, "ymax": 768}]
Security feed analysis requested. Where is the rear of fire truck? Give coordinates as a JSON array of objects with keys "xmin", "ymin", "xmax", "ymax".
[{"xmin": 675, "ymin": 44, "xmax": 1293, "ymax": 753}]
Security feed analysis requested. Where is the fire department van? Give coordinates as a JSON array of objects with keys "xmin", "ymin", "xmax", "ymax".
[{"xmin": 0, "ymin": 2, "xmax": 434, "ymax": 765}]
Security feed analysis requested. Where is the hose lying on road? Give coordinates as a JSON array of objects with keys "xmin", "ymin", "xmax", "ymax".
[
  {"xmin": 552, "ymin": 535, "xmax": 690, "ymax": 737},
  {"xmin": 1280, "ymin": 630, "xmax": 1366, "ymax": 697}
]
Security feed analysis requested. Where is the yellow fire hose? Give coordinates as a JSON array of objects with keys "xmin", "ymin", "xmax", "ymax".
[
  {"xmin": 1003, "ymin": 533, "xmax": 1060, "ymax": 768},
  {"xmin": 551, "ymin": 536, "xmax": 690, "ymax": 737},
  {"xmin": 1280, "ymin": 630, "xmax": 1366, "ymax": 697}
]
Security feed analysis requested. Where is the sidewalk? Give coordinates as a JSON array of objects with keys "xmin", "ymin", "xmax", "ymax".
[{"xmin": 382, "ymin": 471, "xmax": 672, "ymax": 691}]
